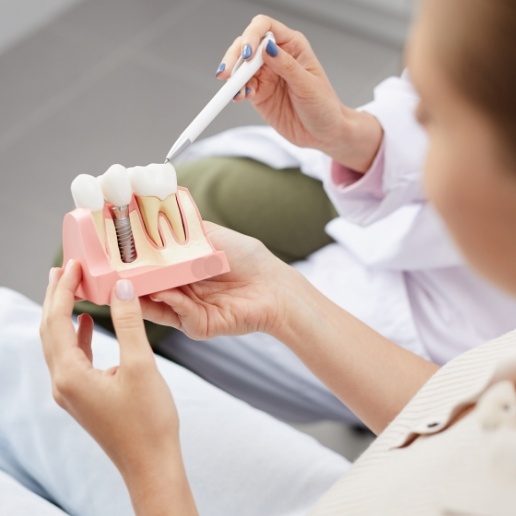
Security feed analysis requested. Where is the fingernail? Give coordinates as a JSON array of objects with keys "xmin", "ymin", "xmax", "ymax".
[
  {"xmin": 233, "ymin": 91, "xmax": 241, "ymax": 100},
  {"xmin": 116, "ymin": 279, "xmax": 135, "ymax": 301},
  {"xmin": 245, "ymin": 86, "xmax": 251, "ymax": 96},
  {"xmin": 215, "ymin": 62, "xmax": 226, "ymax": 76},
  {"xmin": 65, "ymin": 259, "xmax": 75, "ymax": 273},
  {"xmin": 242, "ymin": 44, "xmax": 252, "ymax": 60},
  {"xmin": 266, "ymin": 39, "xmax": 278, "ymax": 57},
  {"xmin": 49, "ymin": 267, "xmax": 57, "ymax": 284}
]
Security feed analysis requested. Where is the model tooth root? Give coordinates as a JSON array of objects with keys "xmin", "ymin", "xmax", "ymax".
[
  {"xmin": 136, "ymin": 196, "xmax": 163, "ymax": 247},
  {"xmin": 161, "ymin": 193, "xmax": 186, "ymax": 244},
  {"xmin": 136, "ymin": 194, "xmax": 186, "ymax": 247},
  {"xmin": 92, "ymin": 210, "xmax": 106, "ymax": 249}
]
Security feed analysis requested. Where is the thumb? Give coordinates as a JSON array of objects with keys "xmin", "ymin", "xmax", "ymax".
[{"xmin": 110, "ymin": 279, "xmax": 154, "ymax": 367}]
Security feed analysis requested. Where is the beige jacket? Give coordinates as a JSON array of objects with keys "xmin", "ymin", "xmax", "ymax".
[{"xmin": 310, "ymin": 329, "xmax": 516, "ymax": 515}]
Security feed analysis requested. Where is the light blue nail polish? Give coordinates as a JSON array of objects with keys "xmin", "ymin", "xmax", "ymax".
[
  {"xmin": 245, "ymin": 87, "xmax": 251, "ymax": 96},
  {"xmin": 215, "ymin": 62, "xmax": 226, "ymax": 76},
  {"xmin": 233, "ymin": 91, "xmax": 241, "ymax": 100},
  {"xmin": 242, "ymin": 44, "xmax": 252, "ymax": 60},
  {"xmin": 266, "ymin": 39, "xmax": 278, "ymax": 57}
]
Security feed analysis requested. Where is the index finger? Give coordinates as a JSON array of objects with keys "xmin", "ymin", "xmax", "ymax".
[
  {"xmin": 216, "ymin": 16, "xmax": 297, "ymax": 79},
  {"xmin": 240, "ymin": 15, "xmax": 297, "ymax": 58},
  {"xmin": 42, "ymin": 266, "xmax": 63, "ymax": 322},
  {"xmin": 40, "ymin": 260, "xmax": 83, "ymax": 361},
  {"xmin": 47, "ymin": 260, "xmax": 82, "ymax": 322}
]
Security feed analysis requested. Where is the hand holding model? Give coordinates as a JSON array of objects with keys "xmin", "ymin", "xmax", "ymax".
[
  {"xmin": 140, "ymin": 222, "xmax": 295, "ymax": 340},
  {"xmin": 218, "ymin": 15, "xmax": 383, "ymax": 171},
  {"xmin": 40, "ymin": 261, "xmax": 198, "ymax": 515}
]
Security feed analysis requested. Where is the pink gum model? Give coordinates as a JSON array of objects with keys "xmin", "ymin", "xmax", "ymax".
[{"xmin": 62, "ymin": 186, "xmax": 230, "ymax": 305}]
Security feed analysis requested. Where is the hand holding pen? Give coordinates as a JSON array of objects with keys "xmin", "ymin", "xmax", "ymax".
[
  {"xmin": 167, "ymin": 15, "xmax": 382, "ymax": 172},
  {"xmin": 165, "ymin": 30, "xmax": 275, "ymax": 161},
  {"xmin": 212, "ymin": 16, "xmax": 356, "ymax": 162}
]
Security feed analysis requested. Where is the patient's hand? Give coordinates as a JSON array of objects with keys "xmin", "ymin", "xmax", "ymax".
[
  {"xmin": 140, "ymin": 222, "xmax": 297, "ymax": 340},
  {"xmin": 40, "ymin": 261, "xmax": 197, "ymax": 515}
]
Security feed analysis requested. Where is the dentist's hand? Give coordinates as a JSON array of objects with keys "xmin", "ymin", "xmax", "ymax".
[
  {"xmin": 40, "ymin": 261, "xmax": 197, "ymax": 515},
  {"xmin": 217, "ymin": 15, "xmax": 382, "ymax": 172},
  {"xmin": 140, "ymin": 222, "xmax": 296, "ymax": 341}
]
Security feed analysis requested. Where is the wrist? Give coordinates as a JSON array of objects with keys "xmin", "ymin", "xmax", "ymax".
[
  {"xmin": 266, "ymin": 266, "xmax": 317, "ymax": 345},
  {"xmin": 121, "ymin": 445, "xmax": 197, "ymax": 515},
  {"xmin": 323, "ymin": 106, "xmax": 383, "ymax": 173},
  {"xmin": 266, "ymin": 267, "xmax": 439, "ymax": 434}
]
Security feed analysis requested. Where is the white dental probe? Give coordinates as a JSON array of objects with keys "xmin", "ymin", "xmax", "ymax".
[{"xmin": 165, "ymin": 31, "xmax": 275, "ymax": 163}]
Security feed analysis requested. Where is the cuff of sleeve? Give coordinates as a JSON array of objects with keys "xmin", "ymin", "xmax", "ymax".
[{"xmin": 331, "ymin": 139, "xmax": 385, "ymax": 198}]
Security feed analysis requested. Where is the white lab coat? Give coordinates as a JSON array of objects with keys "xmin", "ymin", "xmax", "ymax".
[{"xmin": 177, "ymin": 72, "xmax": 516, "ymax": 367}]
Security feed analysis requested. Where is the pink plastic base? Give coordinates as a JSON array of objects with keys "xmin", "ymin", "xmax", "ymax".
[{"xmin": 62, "ymin": 188, "xmax": 230, "ymax": 306}]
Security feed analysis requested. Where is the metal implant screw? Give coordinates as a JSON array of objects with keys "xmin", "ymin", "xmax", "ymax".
[{"xmin": 111, "ymin": 205, "xmax": 136, "ymax": 263}]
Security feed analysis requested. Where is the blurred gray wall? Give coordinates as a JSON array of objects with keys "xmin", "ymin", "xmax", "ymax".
[
  {"xmin": 247, "ymin": 0, "xmax": 419, "ymax": 46},
  {"xmin": 0, "ymin": 0, "xmax": 84, "ymax": 52},
  {"xmin": 1, "ymin": 0, "xmax": 419, "ymax": 55}
]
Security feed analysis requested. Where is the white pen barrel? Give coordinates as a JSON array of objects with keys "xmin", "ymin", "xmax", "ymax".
[
  {"xmin": 166, "ymin": 32, "xmax": 275, "ymax": 161},
  {"xmin": 186, "ymin": 54, "xmax": 264, "ymax": 142}
]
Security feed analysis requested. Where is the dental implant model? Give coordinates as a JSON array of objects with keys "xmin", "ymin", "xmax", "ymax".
[
  {"xmin": 61, "ymin": 161, "xmax": 229, "ymax": 305},
  {"xmin": 100, "ymin": 164, "xmax": 136, "ymax": 264}
]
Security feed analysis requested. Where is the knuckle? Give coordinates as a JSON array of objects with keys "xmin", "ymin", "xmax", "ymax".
[
  {"xmin": 53, "ymin": 372, "xmax": 76, "ymax": 400},
  {"xmin": 126, "ymin": 360, "xmax": 153, "ymax": 378},
  {"xmin": 40, "ymin": 319, "xmax": 55, "ymax": 343},
  {"xmin": 296, "ymin": 31, "xmax": 311, "ymax": 50},
  {"xmin": 252, "ymin": 13, "xmax": 268, "ymax": 24},
  {"xmin": 51, "ymin": 386, "xmax": 66, "ymax": 408},
  {"xmin": 283, "ymin": 54, "xmax": 298, "ymax": 74},
  {"xmin": 44, "ymin": 317, "xmax": 59, "ymax": 335},
  {"xmin": 114, "ymin": 309, "xmax": 143, "ymax": 332},
  {"xmin": 247, "ymin": 14, "xmax": 271, "ymax": 38},
  {"xmin": 293, "ymin": 29, "xmax": 305, "ymax": 41}
]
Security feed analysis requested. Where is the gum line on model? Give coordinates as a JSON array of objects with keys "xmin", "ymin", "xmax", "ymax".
[{"xmin": 62, "ymin": 162, "xmax": 230, "ymax": 305}]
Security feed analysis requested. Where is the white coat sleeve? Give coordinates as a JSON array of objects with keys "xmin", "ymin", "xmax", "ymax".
[
  {"xmin": 323, "ymin": 70, "xmax": 427, "ymax": 224},
  {"xmin": 323, "ymin": 71, "xmax": 465, "ymax": 270}
]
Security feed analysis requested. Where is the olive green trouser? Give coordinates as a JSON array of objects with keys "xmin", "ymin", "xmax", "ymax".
[{"xmin": 56, "ymin": 157, "xmax": 338, "ymax": 345}]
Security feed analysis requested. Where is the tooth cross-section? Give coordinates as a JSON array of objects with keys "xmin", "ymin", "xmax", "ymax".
[{"xmin": 130, "ymin": 163, "xmax": 186, "ymax": 247}]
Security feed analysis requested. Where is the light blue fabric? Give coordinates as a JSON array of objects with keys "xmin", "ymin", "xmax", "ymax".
[
  {"xmin": 157, "ymin": 329, "xmax": 359, "ymax": 424},
  {"xmin": 0, "ymin": 287, "xmax": 349, "ymax": 516},
  {"xmin": 0, "ymin": 470, "xmax": 67, "ymax": 515}
]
